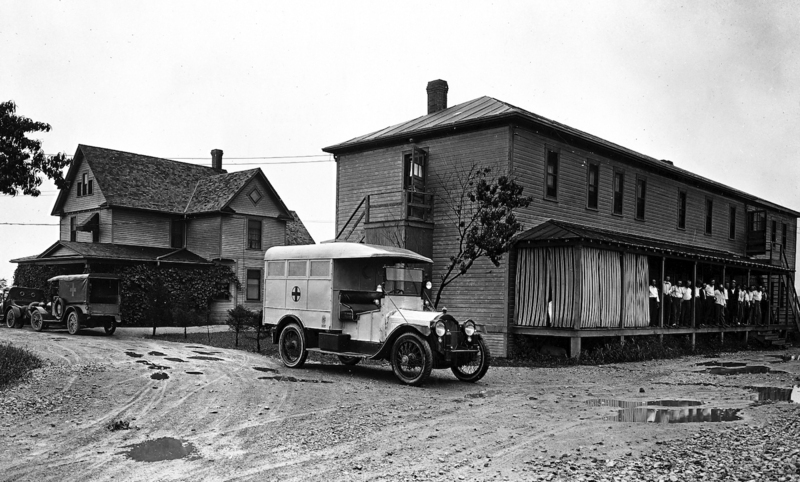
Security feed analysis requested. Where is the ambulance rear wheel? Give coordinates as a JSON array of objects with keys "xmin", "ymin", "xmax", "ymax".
[
  {"xmin": 337, "ymin": 355, "xmax": 361, "ymax": 366},
  {"xmin": 278, "ymin": 322, "xmax": 307, "ymax": 368}
]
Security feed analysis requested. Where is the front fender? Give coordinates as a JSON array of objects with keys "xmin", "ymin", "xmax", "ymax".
[
  {"xmin": 10, "ymin": 306, "xmax": 23, "ymax": 319},
  {"xmin": 370, "ymin": 324, "xmax": 431, "ymax": 361}
]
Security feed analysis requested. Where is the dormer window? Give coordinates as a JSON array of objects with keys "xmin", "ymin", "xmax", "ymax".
[{"xmin": 248, "ymin": 188, "xmax": 262, "ymax": 205}]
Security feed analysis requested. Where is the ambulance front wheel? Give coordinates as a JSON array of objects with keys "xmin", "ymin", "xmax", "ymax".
[{"xmin": 278, "ymin": 322, "xmax": 307, "ymax": 368}]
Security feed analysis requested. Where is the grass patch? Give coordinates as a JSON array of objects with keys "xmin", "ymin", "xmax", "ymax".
[{"xmin": 0, "ymin": 342, "xmax": 43, "ymax": 388}]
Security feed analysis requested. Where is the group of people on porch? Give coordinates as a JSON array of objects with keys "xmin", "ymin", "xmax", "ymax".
[{"xmin": 647, "ymin": 277, "xmax": 770, "ymax": 327}]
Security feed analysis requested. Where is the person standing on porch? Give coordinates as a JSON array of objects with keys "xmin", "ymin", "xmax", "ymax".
[
  {"xmin": 714, "ymin": 284, "xmax": 727, "ymax": 326},
  {"xmin": 695, "ymin": 281, "xmax": 705, "ymax": 326},
  {"xmin": 681, "ymin": 280, "xmax": 693, "ymax": 326},
  {"xmin": 729, "ymin": 281, "xmax": 740, "ymax": 325},
  {"xmin": 670, "ymin": 280, "xmax": 683, "ymax": 327},
  {"xmin": 751, "ymin": 286, "xmax": 762, "ymax": 325},
  {"xmin": 663, "ymin": 276, "xmax": 672, "ymax": 324},
  {"xmin": 704, "ymin": 280, "xmax": 716, "ymax": 324},
  {"xmin": 743, "ymin": 286, "xmax": 753, "ymax": 324},
  {"xmin": 759, "ymin": 286, "xmax": 769, "ymax": 325},
  {"xmin": 649, "ymin": 279, "xmax": 660, "ymax": 326}
]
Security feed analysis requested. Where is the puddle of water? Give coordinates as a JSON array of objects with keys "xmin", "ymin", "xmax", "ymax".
[
  {"xmin": 185, "ymin": 371, "xmax": 204, "ymax": 375},
  {"xmin": 125, "ymin": 352, "xmax": 143, "ymax": 358},
  {"xmin": 253, "ymin": 367, "xmax": 278, "ymax": 373},
  {"xmin": 258, "ymin": 376, "xmax": 333, "ymax": 383},
  {"xmin": 607, "ymin": 408, "xmax": 742, "ymax": 424},
  {"xmin": 186, "ymin": 346, "xmax": 205, "ymax": 349},
  {"xmin": 193, "ymin": 351, "xmax": 222, "ymax": 355},
  {"xmin": 123, "ymin": 437, "xmax": 197, "ymax": 462},
  {"xmin": 706, "ymin": 366, "xmax": 786, "ymax": 375},
  {"xmin": 465, "ymin": 390, "xmax": 501, "ymax": 399},
  {"xmin": 696, "ymin": 361, "xmax": 747, "ymax": 367},
  {"xmin": 135, "ymin": 360, "xmax": 150, "ymax": 364},
  {"xmin": 147, "ymin": 365, "xmax": 170, "ymax": 370},
  {"xmin": 188, "ymin": 356, "xmax": 224, "ymax": 361},
  {"xmin": 49, "ymin": 337, "xmax": 68, "ymax": 341},
  {"xmin": 164, "ymin": 358, "xmax": 186, "ymax": 363},
  {"xmin": 750, "ymin": 386, "xmax": 800, "ymax": 403},
  {"xmin": 585, "ymin": 399, "xmax": 702, "ymax": 408},
  {"xmin": 150, "ymin": 372, "xmax": 169, "ymax": 380},
  {"xmin": 148, "ymin": 351, "xmax": 167, "ymax": 357},
  {"xmin": 765, "ymin": 354, "xmax": 799, "ymax": 363}
]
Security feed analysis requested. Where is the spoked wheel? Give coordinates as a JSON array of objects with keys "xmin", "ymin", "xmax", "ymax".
[
  {"xmin": 5, "ymin": 310, "xmax": 16, "ymax": 328},
  {"xmin": 278, "ymin": 322, "xmax": 307, "ymax": 368},
  {"xmin": 104, "ymin": 319, "xmax": 116, "ymax": 335},
  {"xmin": 390, "ymin": 332, "xmax": 433, "ymax": 386},
  {"xmin": 66, "ymin": 310, "xmax": 83, "ymax": 335},
  {"xmin": 337, "ymin": 355, "xmax": 361, "ymax": 366},
  {"xmin": 31, "ymin": 311, "xmax": 45, "ymax": 332},
  {"xmin": 450, "ymin": 337, "xmax": 491, "ymax": 383}
]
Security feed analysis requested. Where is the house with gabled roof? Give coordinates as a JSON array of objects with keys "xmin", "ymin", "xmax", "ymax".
[
  {"xmin": 324, "ymin": 80, "xmax": 799, "ymax": 358},
  {"xmin": 12, "ymin": 145, "xmax": 314, "ymax": 321}
]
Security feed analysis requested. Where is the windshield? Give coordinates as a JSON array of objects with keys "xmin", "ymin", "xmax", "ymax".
[{"xmin": 384, "ymin": 265, "xmax": 425, "ymax": 296}]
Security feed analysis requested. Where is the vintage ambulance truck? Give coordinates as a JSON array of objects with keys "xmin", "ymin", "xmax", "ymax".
[{"xmin": 263, "ymin": 243, "xmax": 490, "ymax": 386}]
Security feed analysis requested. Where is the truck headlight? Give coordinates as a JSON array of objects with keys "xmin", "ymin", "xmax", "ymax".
[
  {"xmin": 464, "ymin": 320, "xmax": 476, "ymax": 337},
  {"xmin": 434, "ymin": 320, "xmax": 446, "ymax": 337}
]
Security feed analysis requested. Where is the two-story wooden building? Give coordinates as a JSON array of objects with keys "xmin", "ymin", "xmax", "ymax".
[
  {"xmin": 324, "ymin": 80, "xmax": 799, "ymax": 358},
  {"xmin": 12, "ymin": 145, "xmax": 313, "ymax": 321}
]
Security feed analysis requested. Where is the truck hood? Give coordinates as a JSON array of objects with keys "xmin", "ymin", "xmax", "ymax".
[{"xmin": 386, "ymin": 309, "xmax": 442, "ymax": 326}]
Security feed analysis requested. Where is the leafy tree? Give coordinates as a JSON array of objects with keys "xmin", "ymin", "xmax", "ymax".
[
  {"xmin": 433, "ymin": 164, "xmax": 532, "ymax": 308},
  {"xmin": 226, "ymin": 305, "xmax": 254, "ymax": 348},
  {"xmin": 0, "ymin": 279, "xmax": 7, "ymax": 291},
  {"xmin": 0, "ymin": 100, "xmax": 70, "ymax": 196}
]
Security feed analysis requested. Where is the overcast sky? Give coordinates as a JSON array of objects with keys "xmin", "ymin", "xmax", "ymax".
[{"xmin": 1, "ymin": 0, "xmax": 799, "ymax": 283}]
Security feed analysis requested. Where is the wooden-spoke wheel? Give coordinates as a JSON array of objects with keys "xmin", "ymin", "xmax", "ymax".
[
  {"xmin": 104, "ymin": 319, "xmax": 116, "ymax": 335},
  {"xmin": 278, "ymin": 322, "xmax": 307, "ymax": 368},
  {"xmin": 31, "ymin": 311, "xmax": 45, "ymax": 332},
  {"xmin": 67, "ymin": 310, "xmax": 83, "ymax": 335},
  {"xmin": 450, "ymin": 337, "xmax": 491, "ymax": 383},
  {"xmin": 337, "ymin": 355, "xmax": 361, "ymax": 366},
  {"xmin": 5, "ymin": 310, "xmax": 16, "ymax": 328},
  {"xmin": 390, "ymin": 332, "xmax": 433, "ymax": 386}
]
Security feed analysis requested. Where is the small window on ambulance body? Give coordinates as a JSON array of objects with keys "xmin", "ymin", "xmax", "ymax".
[
  {"xmin": 267, "ymin": 261, "xmax": 285, "ymax": 277},
  {"xmin": 288, "ymin": 260, "xmax": 308, "ymax": 277},
  {"xmin": 310, "ymin": 260, "xmax": 330, "ymax": 278}
]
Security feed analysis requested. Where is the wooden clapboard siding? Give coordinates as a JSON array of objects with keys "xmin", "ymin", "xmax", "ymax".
[
  {"xmin": 60, "ymin": 209, "xmax": 113, "ymax": 243},
  {"xmin": 61, "ymin": 157, "xmax": 107, "ymax": 213},
  {"xmin": 512, "ymin": 126, "xmax": 754, "ymax": 254},
  {"xmin": 336, "ymin": 147, "xmax": 404, "ymax": 241},
  {"xmin": 112, "ymin": 208, "xmax": 171, "ymax": 247},
  {"xmin": 187, "ymin": 215, "xmax": 221, "ymax": 260},
  {"xmin": 226, "ymin": 177, "xmax": 283, "ymax": 217}
]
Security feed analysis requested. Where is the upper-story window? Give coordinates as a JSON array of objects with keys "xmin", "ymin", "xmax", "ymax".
[
  {"xmin": 403, "ymin": 148, "xmax": 427, "ymax": 191},
  {"xmin": 586, "ymin": 162, "xmax": 599, "ymax": 210},
  {"xmin": 705, "ymin": 198, "xmax": 713, "ymax": 235},
  {"xmin": 612, "ymin": 170, "xmax": 624, "ymax": 215},
  {"xmin": 635, "ymin": 177, "xmax": 646, "ymax": 220},
  {"xmin": 544, "ymin": 149, "xmax": 559, "ymax": 200},
  {"xmin": 677, "ymin": 191, "xmax": 687, "ymax": 230},
  {"xmin": 69, "ymin": 217, "xmax": 77, "ymax": 241},
  {"xmin": 749, "ymin": 210, "xmax": 765, "ymax": 232},
  {"xmin": 76, "ymin": 173, "xmax": 93, "ymax": 198},
  {"xmin": 248, "ymin": 219, "xmax": 262, "ymax": 250},
  {"xmin": 782, "ymin": 223, "xmax": 788, "ymax": 248},
  {"xmin": 729, "ymin": 206, "xmax": 736, "ymax": 239},
  {"xmin": 170, "ymin": 220, "xmax": 186, "ymax": 248},
  {"xmin": 771, "ymin": 220, "xmax": 777, "ymax": 243}
]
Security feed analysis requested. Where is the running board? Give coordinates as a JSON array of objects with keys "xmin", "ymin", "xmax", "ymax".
[{"xmin": 306, "ymin": 348, "xmax": 374, "ymax": 358}]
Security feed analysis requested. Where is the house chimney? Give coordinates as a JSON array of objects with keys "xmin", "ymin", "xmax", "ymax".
[
  {"xmin": 426, "ymin": 79, "xmax": 448, "ymax": 114},
  {"xmin": 211, "ymin": 149, "xmax": 223, "ymax": 170}
]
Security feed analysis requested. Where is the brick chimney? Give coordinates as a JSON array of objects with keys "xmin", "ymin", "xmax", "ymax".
[
  {"xmin": 426, "ymin": 79, "xmax": 448, "ymax": 114},
  {"xmin": 211, "ymin": 149, "xmax": 224, "ymax": 171}
]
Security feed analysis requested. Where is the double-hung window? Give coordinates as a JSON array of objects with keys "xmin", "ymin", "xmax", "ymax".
[
  {"xmin": 612, "ymin": 170, "xmax": 624, "ymax": 215},
  {"xmin": 544, "ymin": 149, "xmax": 559, "ymax": 200},
  {"xmin": 705, "ymin": 198, "xmax": 713, "ymax": 235},
  {"xmin": 635, "ymin": 177, "xmax": 646, "ymax": 220},
  {"xmin": 729, "ymin": 206, "xmax": 736, "ymax": 239},
  {"xmin": 246, "ymin": 269, "xmax": 261, "ymax": 301},
  {"xmin": 248, "ymin": 219, "xmax": 262, "ymax": 250},
  {"xmin": 586, "ymin": 162, "xmax": 599, "ymax": 210},
  {"xmin": 677, "ymin": 191, "xmax": 687, "ymax": 229}
]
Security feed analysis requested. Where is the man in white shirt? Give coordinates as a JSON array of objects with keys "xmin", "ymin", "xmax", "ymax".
[
  {"xmin": 649, "ymin": 279, "xmax": 660, "ymax": 327},
  {"xmin": 662, "ymin": 276, "xmax": 672, "ymax": 324},
  {"xmin": 704, "ymin": 279, "xmax": 716, "ymax": 324},
  {"xmin": 751, "ymin": 286, "xmax": 763, "ymax": 325},
  {"xmin": 681, "ymin": 280, "xmax": 693, "ymax": 326},
  {"xmin": 670, "ymin": 281, "xmax": 684, "ymax": 326}
]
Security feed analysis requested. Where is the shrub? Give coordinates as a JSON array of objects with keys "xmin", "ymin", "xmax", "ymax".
[{"xmin": 0, "ymin": 343, "xmax": 43, "ymax": 388}]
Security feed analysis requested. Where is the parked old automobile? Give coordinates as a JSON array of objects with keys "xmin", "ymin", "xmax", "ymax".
[
  {"xmin": 33, "ymin": 274, "xmax": 123, "ymax": 335},
  {"xmin": 263, "ymin": 243, "xmax": 491, "ymax": 386},
  {"xmin": 2, "ymin": 286, "xmax": 47, "ymax": 328}
]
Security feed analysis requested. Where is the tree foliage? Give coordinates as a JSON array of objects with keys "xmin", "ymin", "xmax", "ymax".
[
  {"xmin": 433, "ymin": 164, "xmax": 532, "ymax": 308},
  {"xmin": 0, "ymin": 100, "xmax": 70, "ymax": 196},
  {"xmin": 13, "ymin": 263, "xmax": 240, "ymax": 326}
]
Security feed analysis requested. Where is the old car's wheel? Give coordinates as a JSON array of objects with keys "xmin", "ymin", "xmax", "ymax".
[
  {"xmin": 450, "ymin": 337, "xmax": 491, "ymax": 383},
  {"xmin": 390, "ymin": 332, "xmax": 433, "ymax": 386},
  {"xmin": 5, "ymin": 310, "xmax": 17, "ymax": 328},
  {"xmin": 31, "ymin": 311, "xmax": 45, "ymax": 332},
  {"xmin": 337, "ymin": 355, "xmax": 361, "ymax": 366},
  {"xmin": 66, "ymin": 310, "xmax": 83, "ymax": 335},
  {"xmin": 104, "ymin": 319, "xmax": 116, "ymax": 335},
  {"xmin": 278, "ymin": 322, "xmax": 307, "ymax": 368}
]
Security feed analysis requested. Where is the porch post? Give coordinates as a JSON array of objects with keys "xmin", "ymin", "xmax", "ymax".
[
  {"xmin": 692, "ymin": 261, "xmax": 697, "ymax": 329},
  {"xmin": 660, "ymin": 256, "xmax": 666, "ymax": 329},
  {"xmin": 569, "ymin": 336, "xmax": 581, "ymax": 359}
]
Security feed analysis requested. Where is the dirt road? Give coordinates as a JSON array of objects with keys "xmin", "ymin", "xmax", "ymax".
[{"xmin": 1, "ymin": 326, "xmax": 798, "ymax": 481}]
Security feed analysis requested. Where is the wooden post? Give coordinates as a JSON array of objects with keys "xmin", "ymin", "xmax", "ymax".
[
  {"xmin": 692, "ymin": 262, "xmax": 697, "ymax": 329},
  {"xmin": 744, "ymin": 330, "xmax": 749, "ymax": 344},
  {"xmin": 691, "ymin": 332, "xmax": 696, "ymax": 350},
  {"xmin": 365, "ymin": 194, "xmax": 371, "ymax": 223},
  {"xmin": 720, "ymin": 331, "xmax": 724, "ymax": 344},
  {"xmin": 570, "ymin": 337, "xmax": 581, "ymax": 359},
  {"xmin": 660, "ymin": 257, "xmax": 666, "ymax": 328},
  {"xmin": 746, "ymin": 269, "xmax": 751, "ymax": 288},
  {"xmin": 620, "ymin": 335, "xmax": 625, "ymax": 345}
]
